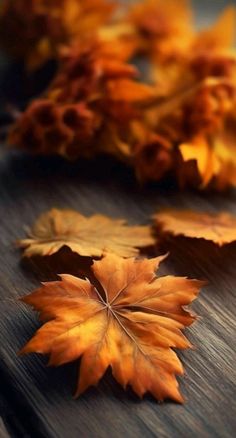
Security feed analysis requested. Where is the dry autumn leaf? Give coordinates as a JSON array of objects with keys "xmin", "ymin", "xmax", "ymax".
[
  {"xmin": 18, "ymin": 208, "xmax": 155, "ymax": 258},
  {"xmin": 154, "ymin": 209, "xmax": 236, "ymax": 246},
  {"xmin": 20, "ymin": 254, "xmax": 203, "ymax": 402}
]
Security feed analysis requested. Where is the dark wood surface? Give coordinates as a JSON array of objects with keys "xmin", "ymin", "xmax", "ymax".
[{"xmin": 0, "ymin": 151, "xmax": 236, "ymax": 438}]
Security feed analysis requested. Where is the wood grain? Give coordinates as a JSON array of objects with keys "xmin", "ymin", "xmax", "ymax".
[
  {"xmin": 0, "ymin": 419, "xmax": 10, "ymax": 438},
  {"xmin": 0, "ymin": 151, "xmax": 236, "ymax": 438}
]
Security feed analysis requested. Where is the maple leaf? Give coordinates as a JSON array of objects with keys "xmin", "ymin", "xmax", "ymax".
[
  {"xmin": 18, "ymin": 208, "xmax": 155, "ymax": 258},
  {"xmin": 20, "ymin": 254, "xmax": 203, "ymax": 402},
  {"xmin": 154, "ymin": 209, "xmax": 236, "ymax": 246}
]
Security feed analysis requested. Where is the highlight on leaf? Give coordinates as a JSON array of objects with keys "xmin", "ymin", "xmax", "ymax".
[
  {"xmin": 20, "ymin": 253, "xmax": 204, "ymax": 402},
  {"xmin": 154, "ymin": 209, "xmax": 236, "ymax": 246},
  {"xmin": 193, "ymin": 6, "xmax": 236, "ymax": 53},
  {"xmin": 18, "ymin": 208, "xmax": 155, "ymax": 258},
  {"xmin": 126, "ymin": 0, "xmax": 193, "ymax": 61},
  {"xmin": 132, "ymin": 6, "xmax": 236, "ymax": 190}
]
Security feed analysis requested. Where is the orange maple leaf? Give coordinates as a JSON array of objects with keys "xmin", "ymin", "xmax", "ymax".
[
  {"xmin": 20, "ymin": 254, "xmax": 203, "ymax": 402},
  {"xmin": 18, "ymin": 208, "xmax": 155, "ymax": 258},
  {"xmin": 154, "ymin": 209, "xmax": 236, "ymax": 246}
]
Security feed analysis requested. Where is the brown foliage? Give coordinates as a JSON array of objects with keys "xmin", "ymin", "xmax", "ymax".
[
  {"xmin": 3, "ymin": 1, "xmax": 236, "ymax": 191},
  {"xmin": 18, "ymin": 208, "xmax": 155, "ymax": 258},
  {"xmin": 154, "ymin": 209, "xmax": 236, "ymax": 245},
  {"xmin": 21, "ymin": 254, "xmax": 203, "ymax": 402},
  {"xmin": 9, "ymin": 39, "xmax": 156, "ymax": 160}
]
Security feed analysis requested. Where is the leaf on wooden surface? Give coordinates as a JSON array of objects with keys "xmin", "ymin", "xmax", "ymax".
[
  {"xmin": 154, "ymin": 209, "xmax": 236, "ymax": 246},
  {"xmin": 18, "ymin": 208, "xmax": 155, "ymax": 258},
  {"xmin": 20, "ymin": 253, "xmax": 203, "ymax": 402}
]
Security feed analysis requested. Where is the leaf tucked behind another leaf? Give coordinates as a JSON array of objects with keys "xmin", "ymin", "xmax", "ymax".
[
  {"xmin": 154, "ymin": 209, "xmax": 236, "ymax": 246},
  {"xmin": 20, "ymin": 254, "xmax": 203, "ymax": 402},
  {"xmin": 18, "ymin": 208, "xmax": 155, "ymax": 258}
]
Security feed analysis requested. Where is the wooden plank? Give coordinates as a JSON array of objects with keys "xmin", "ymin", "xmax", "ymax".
[
  {"xmin": 0, "ymin": 391, "xmax": 29, "ymax": 438},
  {"xmin": 0, "ymin": 419, "xmax": 10, "ymax": 438},
  {"xmin": 0, "ymin": 151, "xmax": 236, "ymax": 437}
]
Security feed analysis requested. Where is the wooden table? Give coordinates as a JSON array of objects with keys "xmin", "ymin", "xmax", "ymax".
[{"xmin": 0, "ymin": 152, "xmax": 236, "ymax": 437}]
